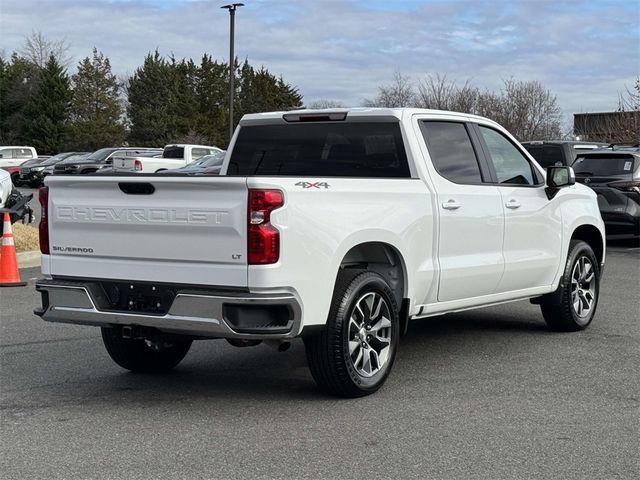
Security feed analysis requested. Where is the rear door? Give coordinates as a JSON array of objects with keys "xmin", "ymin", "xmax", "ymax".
[
  {"xmin": 419, "ymin": 120, "xmax": 505, "ymax": 302},
  {"xmin": 46, "ymin": 176, "xmax": 249, "ymax": 286}
]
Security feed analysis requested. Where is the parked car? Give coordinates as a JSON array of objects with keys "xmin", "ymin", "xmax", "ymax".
[
  {"xmin": 36, "ymin": 108, "xmax": 606, "ymax": 398},
  {"xmin": 112, "ymin": 144, "xmax": 222, "ymax": 173},
  {"xmin": 0, "ymin": 146, "xmax": 37, "ymax": 168},
  {"xmin": 522, "ymin": 140, "xmax": 608, "ymax": 168},
  {"xmin": 53, "ymin": 147, "xmax": 162, "ymax": 175},
  {"xmin": 573, "ymin": 146, "xmax": 640, "ymax": 238},
  {"xmin": 2, "ymin": 157, "xmax": 45, "ymax": 186},
  {"xmin": 40, "ymin": 153, "xmax": 89, "ymax": 179},
  {"xmin": 98, "ymin": 150, "xmax": 163, "ymax": 174},
  {"xmin": 0, "ymin": 169, "xmax": 33, "ymax": 229},
  {"xmin": 161, "ymin": 151, "xmax": 226, "ymax": 175},
  {"xmin": 19, "ymin": 152, "xmax": 89, "ymax": 187}
]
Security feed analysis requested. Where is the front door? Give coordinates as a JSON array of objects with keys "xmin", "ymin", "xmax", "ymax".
[{"xmin": 475, "ymin": 125, "xmax": 562, "ymax": 292}]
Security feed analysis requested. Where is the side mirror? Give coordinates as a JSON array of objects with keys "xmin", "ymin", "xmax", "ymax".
[
  {"xmin": 106, "ymin": 159, "xmax": 113, "ymax": 165},
  {"xmin": 545, "ymin": 166, "xmax": 575, "ymax": 199}
]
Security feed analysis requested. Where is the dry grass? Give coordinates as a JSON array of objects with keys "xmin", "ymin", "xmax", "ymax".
[{"xmin": 10, "ymin": 222, "xmax": 40, "ymax": 253}]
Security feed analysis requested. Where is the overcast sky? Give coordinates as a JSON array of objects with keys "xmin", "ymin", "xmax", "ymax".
[{"xmin": 1, "ymin": 0, "xmax": 638, "ymax": 123}]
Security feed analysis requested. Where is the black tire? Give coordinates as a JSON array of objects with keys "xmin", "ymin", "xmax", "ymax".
[
  {"xmin": 540, "ymin": 240, "xmax": 600, "ymax": 331},
  {"xmin": 10, "ymin": 173, "xmax": 22, "ymax": 187},
  {"xmin": 304, "ymin": 270, "xmax": 400, "ymax": 398},
  {"xmin": 101, "ymin": 326, "xmax": 192, "ymax": 373}
]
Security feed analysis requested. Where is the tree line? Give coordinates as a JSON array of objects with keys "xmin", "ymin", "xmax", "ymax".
[
  {"xmin": 0, "ymin": 34, "xmax": 303, "ymax": 154},
  {"xmin": 3, "ymin": 33, "xmax": 635, "ymax": 153}
]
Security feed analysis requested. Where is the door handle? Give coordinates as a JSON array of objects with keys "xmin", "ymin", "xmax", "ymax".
[
  {"xmin": 442, "ymin": 200, "xmax": 462, "ymax": 210},
  {"xmin": 505, "ymin": 199, "xmax": 521, "ymax": 209}
]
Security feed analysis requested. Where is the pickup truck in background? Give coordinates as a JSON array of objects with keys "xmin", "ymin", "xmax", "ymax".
[
  {"xmin": 35, "ymin": 108, "xmax": 606, "ymax": 397},
  {"xmin": 0, "ymin": 146, "xmax": 38, "ymax": 168},
  {"xmin": 54, "ymin": 147, "xmax": 162, "ymax": 175},
  {"xmin": 112, "ymin": 144, "xmax": 222, "ymax": 173}
]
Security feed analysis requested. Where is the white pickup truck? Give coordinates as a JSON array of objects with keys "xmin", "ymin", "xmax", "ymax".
[
  {"xmin": 112, "ymin": 144, "xmax": 222, "ymax": 173},
  {"xmin": 35, "ymin": 108, "xmax": 606, "ymax": 397}
]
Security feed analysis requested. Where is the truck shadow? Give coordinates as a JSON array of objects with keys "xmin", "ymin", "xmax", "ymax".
[{"xmin": 75, "ymin": 305, "xmax": 552, "ymax": 403}]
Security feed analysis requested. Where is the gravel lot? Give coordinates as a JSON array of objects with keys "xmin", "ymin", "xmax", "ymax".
[{"xmin": 1, "ymin": 241, "xmax": 638, "ymax": 480}]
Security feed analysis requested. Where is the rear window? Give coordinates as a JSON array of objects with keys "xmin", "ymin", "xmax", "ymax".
[
  {"xmin": 227, "ymin": 123, "xmax": 410, "ymax": 177},
  {"xmin": 573, "ymin": 154, "xmax": 637, "ymax": 175},
  {"xmin": 163, "ymin": 146, "xmax": 185, "ymax": 159}
]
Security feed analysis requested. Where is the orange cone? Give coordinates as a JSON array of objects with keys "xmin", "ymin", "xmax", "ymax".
[{"xmin": 0, "ymin": 212, "xmax": 27, "ymax": 287}]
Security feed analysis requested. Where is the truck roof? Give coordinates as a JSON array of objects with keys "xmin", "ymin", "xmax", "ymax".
[
  {"xmin": 240, "ymin": 107, "xmax": 502, "ymax": 128},
  {"xmin": 164, "ymin": 144, "xmax": 222, "ymax": 150}
]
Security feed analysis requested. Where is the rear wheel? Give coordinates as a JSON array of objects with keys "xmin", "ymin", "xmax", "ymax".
[
  {"xmin": 101, "ymin": 326, "xmax": 192, "ymax": 373},
  {"xmin": 304, "ymin": 270, "xmax": 399, "ymax": 397},
  {"xmin": 540, "ymin": 240, "xmax": 600, "ymax": 331}
]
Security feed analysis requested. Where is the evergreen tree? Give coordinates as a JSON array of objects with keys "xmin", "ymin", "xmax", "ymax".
[
  {"xmin": 67, "ymin": 48, "xmax": 125, "ymax": 150},
  {"xmin": 22, "ymin": 55, "xmax": 71, "ymax": 154},
  {"xmin": 127, "ymin": 51, "xmax": 303, "ymax": 148},
  {"xmin": 0, "ymin": 54, "xmax": 39, "ymax": 143},
  {"xmin": 194, "ymin": 54, "xmax": 229, "ymax": 147},
  {"xmin": 127, "ymin": 51, "xmax": 179, "ymax": 146}
]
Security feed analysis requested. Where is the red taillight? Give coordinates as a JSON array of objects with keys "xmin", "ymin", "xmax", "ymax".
[
  {"xmin": 248, "ymin": 189, "xmax": 284, "ymax": 265},
  {"xmin": 38, "ymin": 186, "xmax": 49, "ymax": 254},
  {"xmin": 134, "ymin": 160, "xmax": 143, "ymax": 171}
]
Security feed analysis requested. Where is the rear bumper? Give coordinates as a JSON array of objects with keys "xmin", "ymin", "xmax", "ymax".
[{"xmin": 35, "ymin": 278, "xmax": 303, "ymax": 340}]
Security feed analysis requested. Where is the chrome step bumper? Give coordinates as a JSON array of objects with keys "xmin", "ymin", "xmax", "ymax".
[{"xmin": 35, "ymin": 278, "xmax": 303, "ymax": 339}]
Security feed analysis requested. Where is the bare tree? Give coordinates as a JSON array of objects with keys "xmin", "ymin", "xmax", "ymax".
[
  {"xmin": 306, "ymin": 99, "xmax": 346, "ymax": 109},
  {"xmin": 417, "ymin": 74, "xmax": 481, "ymax": 113},
  {"xmin": 363, "ymin": 71, "xmax": 416, "ymax": 107},
  {"xmin": 19, "ymin": 30, "xmax": 71, "ymax": 68},
  {"xmin": 619, "ymin": 77, "xmax": 640, "ymax": 112},
  {"xmin": 497, "ymin": 79, "xmax": 562, "ymax": 140}
]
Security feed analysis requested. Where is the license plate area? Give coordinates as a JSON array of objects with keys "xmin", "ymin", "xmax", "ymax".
[{"xmin": 99, "ymin": 281, "xmax": 176, "ymax": 314}]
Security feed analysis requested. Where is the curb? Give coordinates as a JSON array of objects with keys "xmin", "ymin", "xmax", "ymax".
[{"xmin": 17, "ymin": 250, "xmax": 41, "ymax": 269}]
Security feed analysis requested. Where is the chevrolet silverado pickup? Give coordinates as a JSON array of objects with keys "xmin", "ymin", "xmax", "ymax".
[{"xmin": 35, "ymin": 108, "xmax": 606, "ymax": 397}]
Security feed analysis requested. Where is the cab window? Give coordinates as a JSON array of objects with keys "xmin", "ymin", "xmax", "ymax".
[
  {"xmin": 479, "ymin": 126, "xmax": 537, "ymax": 185},
  {"xmin": 420, "ymin": 121, "xmax": 484, "ymax": 184}
]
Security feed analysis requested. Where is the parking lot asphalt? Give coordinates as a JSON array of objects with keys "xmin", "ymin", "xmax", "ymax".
[{"xmin": 1, "ymin": 243, "xmax": 638, "ymax": 480}]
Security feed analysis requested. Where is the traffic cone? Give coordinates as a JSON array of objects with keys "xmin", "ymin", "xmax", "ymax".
[{"xmin": 0, "ymin": 212, "xmax": 27, "ymax": 287}]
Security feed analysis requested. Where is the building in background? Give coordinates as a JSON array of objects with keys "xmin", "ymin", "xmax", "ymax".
[{"xmin": 574, "ymin": 111, "xmax": 640, "ymax": 144}]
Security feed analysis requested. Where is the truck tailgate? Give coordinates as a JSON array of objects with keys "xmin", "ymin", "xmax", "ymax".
[{"xmin": 45, "ymin": 176, "xmax": 248, "ymax": 287}]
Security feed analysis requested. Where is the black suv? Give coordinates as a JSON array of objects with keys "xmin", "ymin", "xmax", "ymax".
[
  {"xmin": 522, "ymin": 140, "xmax": 607, "ymax": 168},
  {"xmin": 573, "ymin": 145, "xmax": 640, "ymax": 238},
  {"xmin": 53, "ymin": 147, "xmax": 161, "ymax": 175}
]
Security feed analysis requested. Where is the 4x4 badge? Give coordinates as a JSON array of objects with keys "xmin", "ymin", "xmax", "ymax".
[{"xmin": 295, "ymin": 181, "xmax": 330, "ymax": 189}]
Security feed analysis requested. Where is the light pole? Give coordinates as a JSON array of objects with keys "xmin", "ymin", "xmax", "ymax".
[{"xmin": 221, "ymin": 3, "xmax": 244, "ymax": 143}]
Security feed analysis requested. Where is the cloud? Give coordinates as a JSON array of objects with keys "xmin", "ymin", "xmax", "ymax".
[{"xmin": 1, "ymin": 0, "xmax": 638, "ymax": 118}]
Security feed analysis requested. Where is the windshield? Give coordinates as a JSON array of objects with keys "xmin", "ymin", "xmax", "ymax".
[
  {"xmin": 573, "ymin": 154, "xmax": 637, "ymax": 175},
  {"xmin": 185, "ymin": 151, "xmax": 225, "ymax": 168},
  {"xmin": 58, "ymin": 153, "xmax": 90, "ymax": 164},
  {"xmin": 41, "ymin": 152, "xmax": 83, "ymax": 166},
  {"xmin": 84, "ymin": 148, "xmax": 116, "ymax": 162}
]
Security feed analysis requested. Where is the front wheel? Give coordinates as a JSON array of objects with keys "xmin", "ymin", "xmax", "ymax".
[
  {"xmin": 304, "ymin": 270, "xmax": 399, "ymax": 397},
  {"xmin": 540, "ymin": 240, "xmax": 600, "ymax": 331},
  {"xmin": 101, "ymin": 326, "xmax": 192, "ymax": 373}
]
